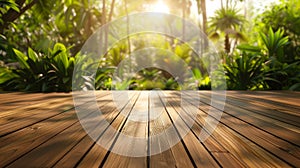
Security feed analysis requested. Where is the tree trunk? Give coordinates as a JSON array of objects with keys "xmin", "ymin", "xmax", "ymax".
[
  {"xmin": 200, "ymin": 0, "xmax": 208, "ymax": 50},
  {"xmin": 101, "ymin": 0, "xmax": 107, "ymax": 25},
  {"xmin": 124, "ymin": 0, "xmax": 131, "ymax": 71},
  {"xmin": 226, "ymin": 0, "xmax": 229, "ymax": 9},
  {"xmin": 101, "ymin": 0, "xmax": 108, "ymax": 52},
  {"xmin": 182, "ymin": 0, "xmax": 186, "ymax": 41},
  {"xmin": 225, "ymin": 33, "xmax": 230, "ymax": 54},
  {"xmin": 108, "ymin": 0, "xmax": 116, "ymax": 22},
  {"xmin": 104, "ymin": 0, "xmax": 115, "ymax": 58},
  {"xmin": 200, "ymin": 0, "xmax": 207, "ymax": 35},
  {"xmin": 195, "ymin": 0, "xmax": 208, "ymax": 59},
  {"xmin": 221, "ymin": 0, "xmax": 224, "ymax": 8}
]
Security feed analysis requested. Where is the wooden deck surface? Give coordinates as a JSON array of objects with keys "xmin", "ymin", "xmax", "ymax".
[{"xmin": 0, "ymin": 91, "xmax": 299, "ymax": 167}]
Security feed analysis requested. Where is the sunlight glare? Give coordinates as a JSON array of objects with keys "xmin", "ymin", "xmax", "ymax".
[{"xmin": 151, "ymin": 0, "xmax": 170, "ymax": 14}]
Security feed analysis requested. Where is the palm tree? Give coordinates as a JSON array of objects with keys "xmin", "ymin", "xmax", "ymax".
[{"xmin": 208, "ymin": 7, "xmax": 245, "ymax": 56}]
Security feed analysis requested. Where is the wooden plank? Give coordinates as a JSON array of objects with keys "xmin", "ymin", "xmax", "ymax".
[
  {"xmin": 6, "ymin": 121, "xmax": 87, "ymax": 168},
  {"xmin": 224, "ymin": 95, "xmax": 300, "ymax": 128},
  {"xmin": 220, "ymin": 98, "xmax": 300, "ymax": 144},
  {"xmin": 53, "ymin": 91, "xmax": 137, "ymax": 167},
  {"xmin": 0, "ymin": 92, "xmax": 52, "ymax": 103},
  {"xmin": 0, "ymin": 92, "xmax": 112, "ymax": 167},
  {"xmin": 5, "ymin": 92, "xmax": 122, "ymax": 167},
  {"xmin": 229, "ymin": 91, "xmax": 300, "ymax": 109},
  {"xmin": 149, "ymin": 91, "xmax": 194, "ymax": 167},
  {"xmin": 102, "ymin": 91, "xmax": 148, "ymax": 167},
  {"xmin": 212, "ymin": 152, "xmax": 245, "ymax": 168},
  {"xmin": 183, "ymin": 92, "xmax": 300, "ymax": 167},
  {"xmin": 0, "ymin": 90, "xmax": 299, "ymax": 167},
  {"xmin": 0, "ymin": 91, "xmax": 110, "ymax": 119},
  {"xmin": 213, "ymin": 125, "xmax": 290, "ymax": 167},
  {"xmin": 163, "ymin": 91, "xmax": 219, "ymax": 167},
  {"xmin": 191, "ymin": 94, "xmax": 300, "ymax": 144},
  {"xmin": 0, "ymin": 100, "xmax": 74, "ymax": 137},
  {"xmin": 178, "ymin": 92, "xmax": 292, "ymax": 167},
  {"xmin": 0, "ymin": 92, "xmax": 72, "ymax": 111},
  {"xmin": 0, "ymin": 92, "xmax": 111, "ymax": 137},
  {"xmin": 77, "ymin": 91, "xmax": 140, "ymax": 167},
  {"xmin": 0, "ymin": 95, "xmax": 72, "ymax": 118},
  {"xmin": 0, "ymin": 108, "xmax": 77, "ymax": 167},
  {"xmin": 52, "ymin": 134, "xmax": 95, "ymax": 168},
  {"xmin": 198, "ymin": 92, "xmax": 300, "ymax": 149},
  {"xmin": 166, "ymin": 92, "xmax": 246, "ymax": 167}
]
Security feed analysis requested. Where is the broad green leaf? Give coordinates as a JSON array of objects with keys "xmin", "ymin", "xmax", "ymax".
[
  {"xmin": 0, "ymin": 0, "xmax": 19, "ymax": 12},
  {"xmin": 192, "ymin": 68, "xmax": 202, "ymax": 79},
  {"xmin": 53, "ymin": 43, "xmax": 67, "ymax": 53},
  {"xmin": 53, "ymin": 43, "xmax": 69, "ymax": 71},
  {"xmin": 260, "ymin": 32, "xmax": 268, "ymax": 48},
  {"xmin": 10, "ymin": 4, "xmax": 19, "ymax": 12},
  {"xmin": 237, "ymin": 44, "xmax": 261, "ymax": 53},
  {"xmin": 289, "ymin": 83, "xmax": 300, "ymax": 91},
  {"xmin": 0, "ymin": 34, "xmax": 6, "ymax": 40},
  {"xmin": 0, "ymin": 68, "xmax": 17, "ymax": 84},
  {"xmin": 59, "ymin": 52, "xmax": 69, "ymax": 70},
  {"xmin": 269, "ymin": 28, "xmax": 274, "ymax": 51},
  {"xmin": 28, "ymin": 47, "xmax": 38, "ymax": 62},
  {"xmin": 13, "ymin": 49, "xmax": 30, "ymax": 69}
]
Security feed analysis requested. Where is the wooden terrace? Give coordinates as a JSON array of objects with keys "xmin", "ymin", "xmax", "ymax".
[{"xmin": 0, "ymin": 91, "xmax": 299, "ymax": 167}]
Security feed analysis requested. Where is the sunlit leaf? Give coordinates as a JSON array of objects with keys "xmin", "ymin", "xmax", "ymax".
[{"xmin": 13, "ymin": 49, "xmax": 30, "ymax": 69}]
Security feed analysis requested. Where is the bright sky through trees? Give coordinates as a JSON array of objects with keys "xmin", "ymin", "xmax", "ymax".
[{"xmin": 148, "ymin": 0, "xmax": 170, "ymax": 13}]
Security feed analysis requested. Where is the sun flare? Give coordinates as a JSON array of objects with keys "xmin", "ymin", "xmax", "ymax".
[{"xmin": 151, "ymin": 0, "xmax": 170, "ymax": 14}]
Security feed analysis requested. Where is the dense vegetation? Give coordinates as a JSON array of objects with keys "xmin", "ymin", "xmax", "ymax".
[{"xmin": 0, "ymin": 0, "xmax": 299, "ymax": 92}]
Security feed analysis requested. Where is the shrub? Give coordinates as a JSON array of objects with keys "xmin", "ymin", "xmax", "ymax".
[
  {"xmin": 0, "ymin": 43, "xmax": 75, "ymax": 92},
  {"xmin": 224, "ymin": 52, "xmax": 266, "ymax": 90}
]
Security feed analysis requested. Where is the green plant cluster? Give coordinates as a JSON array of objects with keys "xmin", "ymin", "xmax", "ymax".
[
  {"xmin": 0, "ymin": 43, "xmax": 75, "ymax": 92},
  {"xmin": 0, "ymin": 35, "xmax": 211, "ymax": 92},
  {"xmin": 95, "ymin": 34, "xmax": 211, "ymax": 91},
  {"xmin": 0, "ymin": 0, "xmax": 299, "ymax": 92},
  {"xmin": 225, "ymin": 28, "xmax": 300, "ymax": 90}
]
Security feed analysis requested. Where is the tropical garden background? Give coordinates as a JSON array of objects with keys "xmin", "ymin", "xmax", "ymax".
[{"xmin": 0, "ymin": 0, "xmax": 299, "ymax": 92}]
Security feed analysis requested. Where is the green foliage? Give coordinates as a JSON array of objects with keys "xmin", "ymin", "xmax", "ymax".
[
  {"xmin": 0, "ymin": 0, "xmax": 298, "ymax": 92},
  {"xmin": 0, "ymin": 0, "xmax": 19, "ymax": 58},
  {"xmin": 208, "ymin": 7, "xmax": 246, "ymax": 54},
  {"xmin": 0, "ymin": 43, "xmax": 75, "ymax": 92},
  {"xmin": 130, "ymin": 69, "xmax": 180, "ymax": 90},
  {"xmin": 95, "ymin": 67, "xmax": 115, "ymax": 90},
  {"xmin": 255, "ymin": 0, "xmax": 300, "ymax": 62},
  {"xmin": 224, "ymin": 52, "xmax": 266, "ymax": 90},
  {"xmin": 95, "ymin": 34, "xmax": 205, "ymax": 91},
  {"xmin": 2, "ymin": 0, "xmax": 102, "ymax": 57},
  {"xmin": 192, "ymin": 68, "xmax": 211, "ymax": 89},
  {"xmin": 209, "ymin": 7, "xmax": 245, "ymax": 32},
  {"xmin": 257, "ymin": 28, "xmax": 300, "ymax": 90},
  {"xmin": 133, "ymin": 70, "xmax": 165, "ymax": 90},
  {"xmin": 236, "ymin": 44, "xmax": 261, "ymax": 53},
  {"xmin": 264, "ymin": 60, "xmax": 300, "ymax": 91},
  {"xmin": 0, "ymin": 62, "xmax": 17, "ymax": 85},
  {"xmin": 0, "ymin": 0, "xmax": 19, "ymax": 24},
  {"xmin": 48, "ymin": 43, "xmax": 76, "ymax": 91},
  {"xmin": 234, "ymin": 27, "xmax": 299, "ymax": 91},
  {"xmin": 174, "ymin": 43, "xmax": 192, "ymax": 63},
  {"xmin": 106, "ymin": 43, "xmax": 127, "ymax": 67},
  {"xmin": 259, "ymin": 28, "xmax": 289, "ymax": 62}
]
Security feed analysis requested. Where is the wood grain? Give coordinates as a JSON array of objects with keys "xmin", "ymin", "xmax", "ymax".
[{"xmin": 0, "ymin": 91, "xmax": 299, "ymax": 167}]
